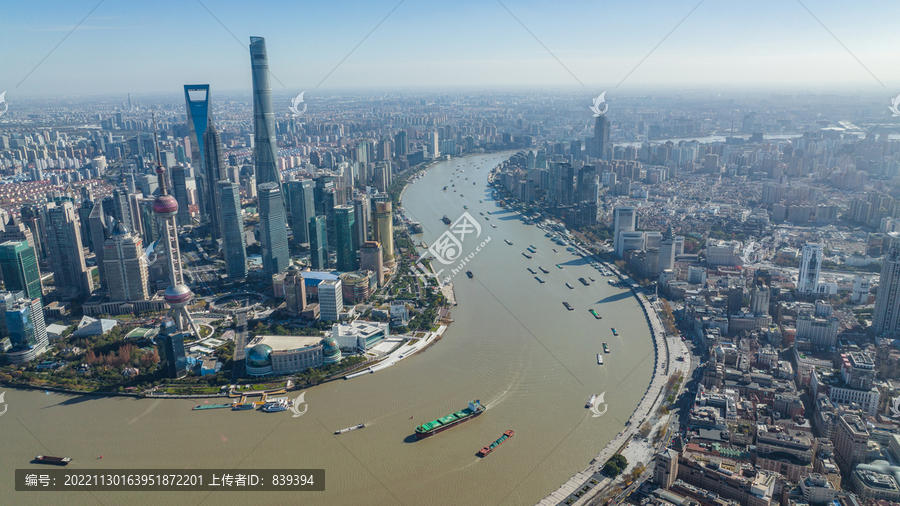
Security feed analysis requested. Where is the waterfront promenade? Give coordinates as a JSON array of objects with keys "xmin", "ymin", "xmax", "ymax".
[{"xmin": 537, "ymin": 257, "xmax": 691, "ymax": 506}]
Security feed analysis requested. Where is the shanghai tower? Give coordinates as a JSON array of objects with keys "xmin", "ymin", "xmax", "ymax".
[{"xmin": 250, "ymin": 37, "xmax": 282, "ymax": 195}]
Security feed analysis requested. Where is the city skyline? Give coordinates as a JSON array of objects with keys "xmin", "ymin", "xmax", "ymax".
[{"xmin": 2, "ymin": 1, "xmax": 900, "ymax": 96}]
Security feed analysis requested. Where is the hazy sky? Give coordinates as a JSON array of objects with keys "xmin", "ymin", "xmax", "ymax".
[{"xmin": 1, "ymin": 0, "xmax": 899, "ymax": 98}]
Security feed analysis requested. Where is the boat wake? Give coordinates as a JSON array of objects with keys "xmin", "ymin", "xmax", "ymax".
[{"xmin": 485, "ymin": 356, "xmax": 527, "ymax": 410}]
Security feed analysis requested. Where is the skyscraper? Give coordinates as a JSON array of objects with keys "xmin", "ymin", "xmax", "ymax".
[
  {"xmin": 203, "ymin": 120, "xmax": 228, "ymax": 239},
  {"xmin": 249, "ymin": 37, "xmax": 282, "ymax": 193},
  {"xmin": 87, "ymin": 203, "xmax": 108, "ymax": 289},
  {"xmin": 308, "ymin": 215, "xmax": 327, "ymax": 270},
  {"xmin": 659, "ymin": 226, "xmax": 676, "ymax": 273},
  {"xmin": 592, "ymin": 115, "xmax": 610, "ymax": 160},
  {"xmin": 217, "ymin": 181, "xmax": 247, "ymax": 281},
  {"xmin": 46, "ymin": 201, "xmax": 93, "ymax": 297},
  {"xmin": 156, "ymin": 317, "xmax": 187, "ymax": 379},
  {"xmin": 373, "ymin": 200, "xmax": 394, "ymax": 263},
  {"xmin": 258, "ymin": 182, "xmax": 290, "ymax": 276},
  {"xmin": 613, "ymin": 206, "xmax": 636, "ymax": 257},
  {"xmin": 111, "ymin": 185, "xmax": 134, "ymax": 234},
  {"xmin": 103, "ymin": 222, "xmax": 149, "ymax": 302},
  {"xmin": 874, "ymin": 244, "xmax": 900, "ymax": 336},
  {"xmin": 798, "ymin": 243, "xmax": 823, "ymax": 293},
  {"xmin": 360, "ymin": 241, "xmax": 384, "ymax": 285},
  {"xmin": 170, "ymin": 166, "xmax": 191, "ymax": 225},
  {"xmin": 334, "ymin": 205, "xmax": 358, "ymax": 272},
  {"xmin": 318, "ymin": 279, "xmax": 343, "ymax": 321},
  {"xmin": 394, "ymin": 131, "xmax": 408, "ymax": 158},
  {"xmin": 287, "ymin": 180, "xmax": 314, "ymax": 244},
  {"xmin": 0, "ymin": 241, "xmax": 42, "ymax": 300},
  {"xmin": 4, "ymin": 295, "xmax": 47, "ymax": 364},
  {"xmin": 184, "ymin": 85, "xmax": 211, "ymax": 226}
]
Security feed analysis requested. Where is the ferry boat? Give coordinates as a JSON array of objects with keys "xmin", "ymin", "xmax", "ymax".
[
  {"xmin": 477, "ymin": 430, "xmax": 515, "ymax": 457},
  {"xmin": 505, "ymin": 239, "xmax": 513, "ymax": 245},
  {"xmin": 527, "ymin": 267, "xmax": 536, "ymax": 274},
  {"xmin": 539, "ymin": 266, "xmax": 550, "ymax": 273},
  {"xmin": 522, "ymin": 253, "xmax": 532, "ymax": 259},
  {"xmin": 335, "ymin": 423, "xmax": 365, "ymax": 435},
  {"xmin": 565, "ymin": 283, "xmax": 574, "ymax": 289},
  {"xmin": 586, "ymin": 394, "xmax": 597, "ymax": 408},
  {"xmin": 562, "ymin": 301, "xmax": 574, "ymax": 310},
  {"xmin": 415, "ymin": 400, "xmax": 484, "ymax": 439},
  {"xmin": 603, "ymin": 342, "xmax": 610, "ymax": 353},
  {"xmin": 611, "ymin": 328, "xmax": 618, "ymax": 336},
  {"xmin": 34, "ymin": 455, "xmax": 71, "ymax": 466},
  {"xmin": 466, "ymin": 271, "xmax": 473, "ymax": 278},
  {"xmin": 442, "ymin": 215, "xmax": 452, "ymax": 225},
  {"xmin": 261, "ymin": 399, "xmax": 290, "ymax": 412},
  {"xmin": 579, "ymin": 277, "xmax": 590, "ymax": 286},
  {"xmin": 535, "ymin": 276, "xmax": 545, "ymax": 283},
  {"xmin": 589, "ymin": 309, "xmax": 602, "ymax": 319},
  {"xmin": 463, "ymin": 205, "xmax": 468, "ymax": 209},
  {"xmin": 597, "ymin": 354, "xmax": 604, "ymax": 365}
]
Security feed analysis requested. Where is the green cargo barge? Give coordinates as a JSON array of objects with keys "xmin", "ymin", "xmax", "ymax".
[{"xmin": 414, "ymin": 400, "xmax": 484, "ymax": 439}]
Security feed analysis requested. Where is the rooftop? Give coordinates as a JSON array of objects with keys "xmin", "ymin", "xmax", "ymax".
[{"xmin": 251, "ymin": 335, "xmax": 322, "ymax": 352}]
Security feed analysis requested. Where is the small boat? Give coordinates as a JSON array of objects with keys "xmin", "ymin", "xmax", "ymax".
[
  {"xmin": 529, "ymin": 245, "xmax": 536, "ymax": 249},
  {"xmin": 485, "ymin": 217, "xmax": 489, "ymax": 220},
  {"xmin": 442, "ymin": 215, "xmax": 452, "ymax": 225},
  {"xmin": 556, "ymin": 264, "xmax": 563, "ymax": 269},
  {"xmin": 589, "ymin": 309, "xmax": 602, "ymax": 319},
  {"xmin": 463, "ymin": 205, "xmax": 468, "ymax": 209},
  {"xmin": 611, "ymin": 328, "xmax": 618, "ymax": 336},
  {"xmin": 34, "ymin": 456, "xmax": 71, "ymax": 466},
  {"xmin": 597, "ymin": 354, "xmax": 604, "ymax": 365},
  {"xmin": 552, "ymin": 248, "xmax": 558, "ymax": 253},
  {"xmin": 505, "ymin": 239, "xmax": 513, "ymax": 245},
  {"xmin": 603, "ymin": 342, "xmax": 609, "ymax": 353},
  {"xmin": 523, "ymin": 253, "xmax": 532, "ymax": 259},
  {"xmin": 579, "ymin": 277, "xmax": 590, "ymax": 286},
  {"xmin": 589, "ymin": 277, "xmax": 595, "ymax": 282},
  {"xmin": 477, "ymin": 430, "xmax": 515, "ymax": 457},
  {"xmin": 565, "ymin": 283, "xmax": 574, "ymax": 289},
  {"xmin": 466, "ymin": 271, "xmax": 473, "ymax": 278},
  {"xmin": 480, "ymin": 212, "xmax": 484, "ymax": 215},
  {"xmin": 527, "ymin": 268, "xmax": 536, "ymax": 274},
  {"xmin": 539, "ymin": 266, "xmax": 549, "ymax": 273},
  {"xmin": 586, "ymin": 394, "xmax": 597, "ymax": 408},
  {"xmin": 563, "ymin": 302, "xmax": 574, "ymax": 310},
  {"xmin": 335, "ymin": 423, "xmax": 365, "ymax": 435},
  {"xmin": 535, "ymin": 276, "xmax": 545, "ymax": 283},
  {"xmin": 491, "ymin": 224, "xmax": 497, "ymax": 228},
  {"xmin": 443, "ymin": 186, "xmax": 447, "ymax": 191},
  {"xmin": 479, "ymin": 200, "xmax": 483, "ymax": 203}
]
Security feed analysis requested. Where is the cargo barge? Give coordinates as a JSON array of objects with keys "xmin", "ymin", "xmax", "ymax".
[
  {"xmin": 562, "ymin": 302, "xmax": 574, "ymax": 310},
  {"xmin": 34, "ymin": 456, "xmax": 71, "ymax": 466},
  {"xmin": 414, "ymin": 400, "xmax": 484, "ymax": 439},
  {"xmin": 477, "ymin": 430, "xmax": 515, "ymax": 457},
  {"xmin": 589, "ymin": 309, "xmax": 602, "ymax": 319}
]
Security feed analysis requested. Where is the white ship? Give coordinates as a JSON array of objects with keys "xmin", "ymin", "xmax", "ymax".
[
  {"xmin": 261, "ymin": 398, "xmax": 291, "ymax": 412},
  {"xmin": 586, "ymin": 394, "xmax": 597, "ymax": 408}
]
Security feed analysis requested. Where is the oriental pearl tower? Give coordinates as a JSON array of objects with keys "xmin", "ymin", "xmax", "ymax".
[{"xmin": 152, "ymin": 116, "xmax": 199, "ymax": 336}]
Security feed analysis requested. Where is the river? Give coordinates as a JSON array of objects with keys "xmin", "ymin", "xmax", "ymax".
[{"xmin": 2, "ymin": 152, "xmax": 654, "ymax": 506}]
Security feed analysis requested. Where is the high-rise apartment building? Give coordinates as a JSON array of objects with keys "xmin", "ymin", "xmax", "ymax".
[
  {"xmin": 0, "ymin": 241, "xmax": 42, "ymax": 300},
  {"xmin": 874, "ymin": 244, "xmax": 900, "ymax": 336},
  {"xmin": 102, "ymin": 222, "xmax": 148, "ymax": 302},
  {"xmin": 258, "ymin": 182, "xmax": 290, "ymax": 277},
  {"xmin": 833, "ymin": 414, "xmax": 869, "ymax": 475},
  {"xmin": 799, "ymin": 243, "xmax": 823, "ymax": 293},
  {"xmin": 592, "ymin": 115, "xmax": 610, "ymax": 160},
  {"xmin": 217, "ymin": 181, "xmax": 247, "ymax": 281}
]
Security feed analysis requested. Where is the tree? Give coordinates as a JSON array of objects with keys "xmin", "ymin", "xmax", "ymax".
[{"xmin": 602, "ymin": 453, "xmax": 628, "ymax": 477}]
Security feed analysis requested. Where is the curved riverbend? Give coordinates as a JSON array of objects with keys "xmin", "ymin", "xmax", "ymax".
[{"xmin": 2, "ymin": 152, "xmax": 656, "ymax": 506}]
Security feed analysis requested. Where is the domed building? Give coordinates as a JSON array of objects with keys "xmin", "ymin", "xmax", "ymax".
[
  {"xmin": 244, "ymin": 335, "xmax": 328, "ymax": 377},
  {"xmin": 321, "ymin": 336, "xmax": 342, "ymax": 365}
]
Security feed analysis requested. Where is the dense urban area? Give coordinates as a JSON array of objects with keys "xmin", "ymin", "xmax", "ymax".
[{"xmin": 3, "ymin": 39, "xmax": 900, "ymax": 505}]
